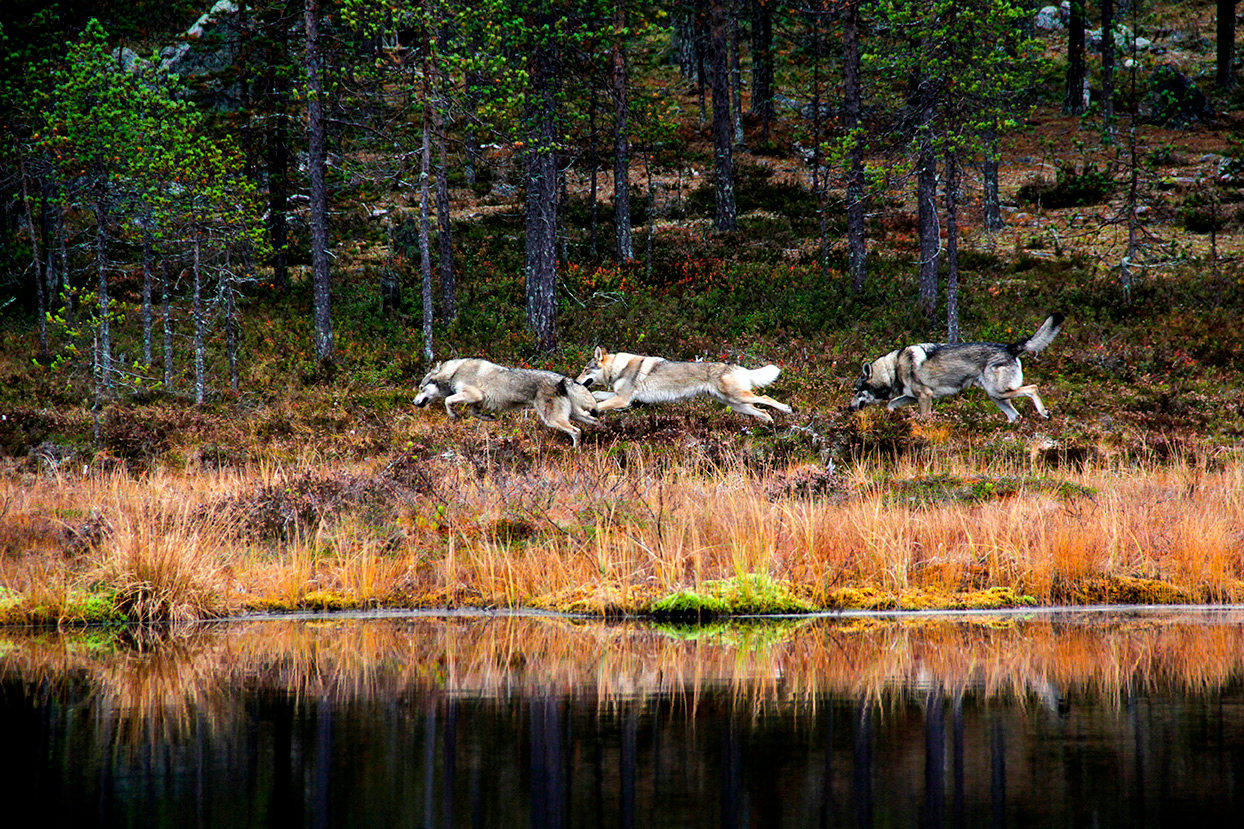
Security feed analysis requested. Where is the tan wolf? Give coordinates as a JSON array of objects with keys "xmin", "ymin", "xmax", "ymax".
[
  {"xmin": 414, "ymin": 358, "xmax": 601, "ymax": 446},
  {"xmin": 575, "ymin": 347, "xmax": 792, "ymax": 423},
  {"xmin": 849, "ymin": 312, "xmax": 1065, "ymax": 422}
]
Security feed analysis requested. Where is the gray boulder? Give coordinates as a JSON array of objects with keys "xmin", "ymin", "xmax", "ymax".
[
  {"xmin": 160, "ymin": 1, "xmax": 241, "ymax": 79},
  {"xmin": 1141, "ymin": 64, "xmax": 1215, "ymax": 127},
  {"xmin": 1035, "ymin": 6, "xmax": 1064, "ymax": 31}
]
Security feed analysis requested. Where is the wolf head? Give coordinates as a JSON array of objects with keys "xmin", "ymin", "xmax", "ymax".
[
  {"xmin": 413, "ymin": 363, "xmax": 445, "ymax": 407},
  {"xmin": 576, "ymin": 347, "xmax": 612, "ymax": 387},
  {"xmin": 848, "ymin": 361, "xmax": 890, "ymax": 411}
]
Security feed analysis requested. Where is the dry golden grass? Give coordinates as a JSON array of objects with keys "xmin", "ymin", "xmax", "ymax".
[{"xmin": 1, "ymin": 448, "xmax": 1242, "ymax": 622}]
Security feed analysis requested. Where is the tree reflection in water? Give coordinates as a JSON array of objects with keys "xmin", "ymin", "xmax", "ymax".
[{"xmin": 3, "ymin": 611, "xmax": 1244, "ymax": 825}]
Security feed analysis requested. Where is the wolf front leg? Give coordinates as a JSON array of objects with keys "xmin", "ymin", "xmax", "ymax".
[
  {"xmin": 443, "ymin": 386, "xmax": 485, "ymax": 419},
  {"xmin": 592, "ymin": 382, "xmax": 637, "ymax": 413}
]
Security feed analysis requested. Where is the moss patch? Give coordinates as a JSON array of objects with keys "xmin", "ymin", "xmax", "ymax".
[{"xmin": 650, "ymin": 573, "xmax": 814, "ymax": 620}]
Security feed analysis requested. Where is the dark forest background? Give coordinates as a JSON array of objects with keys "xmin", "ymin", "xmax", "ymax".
[{"xmin": 1, "ymin": 0, "xmax": 1241, "ymax": 457}]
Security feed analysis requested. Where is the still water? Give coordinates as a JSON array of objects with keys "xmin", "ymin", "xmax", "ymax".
[{"xmin": 4, "ymin": 609, "xmax": 1244, "ymax": 827}]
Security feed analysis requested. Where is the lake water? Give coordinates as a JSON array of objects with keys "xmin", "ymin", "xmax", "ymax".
[{"xmin": 4, "ymin": 608, "xmax": 1244, "ymax": 827}]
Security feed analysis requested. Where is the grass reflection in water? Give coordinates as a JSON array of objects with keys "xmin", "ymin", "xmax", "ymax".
[{"xmin": 5, "ymin": 612, "xmax": 1244, "ymax": 826}]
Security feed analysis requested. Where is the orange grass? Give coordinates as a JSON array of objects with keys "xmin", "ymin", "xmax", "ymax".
[{"xmin": 1, "ymin": 450, "xmax": 1242, "ymax": 622}]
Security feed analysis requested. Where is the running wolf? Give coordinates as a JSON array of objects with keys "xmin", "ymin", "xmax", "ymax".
[
  {"xmin": 414, "ymin": 358, "xmax": 601, "ymax": 446},
  {"xmin": 575, "ymin": 347, "xmax": 792, "ymax": 424},
  {"xmin": 849, "ymin": 313, "xmax": 1065, "ymax": 422}
]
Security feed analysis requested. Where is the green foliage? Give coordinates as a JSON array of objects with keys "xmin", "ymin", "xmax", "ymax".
[
  {"xmin": 865, "ymin": 0, "xmax": 1046, "ymax": 157},
  {"xmin": 30, "ymin": 18, "xmax": 267, "ymax": 403}
]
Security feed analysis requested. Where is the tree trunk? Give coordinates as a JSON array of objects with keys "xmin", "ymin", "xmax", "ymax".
[
  {"xmin": 613, "ymin": 1, "xmax": 634, "ymax": 262},
  {"xmin": 945, "ymin": 153, "xmax": 960, "ymax": 344},
  {"xmin": 812, "ymin": 10, "xmax": 830, "ymax": 280},
  {"xmin": 162, "ymin": 261, "xmax": 174, "ymax": 389},
  {"xmin": 708, "ymin": 0, "xmax": 737, "ymax": 232},
  {"xmin": 94, "ymin": 195, "xmax": 112, "ymax": 395},
  {"xmin": 524, "ymin": 31, "xmax": 559, "ymax": 352},
  {"xmin": 57, "ymin": 201, "xmax": 72, "ymax": 317},
  {"xmin": 674, "ymin": 3, "xmax": 697, "ymax": 80},
  {"xmin": 193, "ymin": 234, "xmax": 206, "ymax": 405},
  {"xmin": 843, "ymin": 0, "xmax": 867, "ymax": 292},
  {"xmin": 1102, "ymin": 0, "xmax": 1117, "ymax": 139},
  {"xmin": 19, "ymin": 164, "xmax": 49, "ymax": 361},
  {"xmin": 1218, "ymin": 0, "xmax": 1237, "ymax": 89},
  {"xmin": 225, "ymin": 259, "xmax": 239, "ymax": 395},
  {"xmin": 266, "ymin": 19, "xmax": 291, "ymax": 295},
  {"xmin": 750, "ymin": 0, "xmax": 774, "ymax": 141},
  {"xmin": 645, "ymin": 148, "xmax": 656, "ymax": 281},
  {"xmin": 729, "ymin": 0, "xmax": 745, "ymax": 149},
  {"xmin": 1063, "ymin": 0, "xmax": 1087, "ymax": 114},
  {"xmin": 588, "ymin": 86, "xmax": 600, "ymax": 256},
  {"xmin": 695, "ymin": 0, "xmax": 709, "ymax": 122},
  {"xmin": 433, "ymin": 24, "xmax": 456, "ymax": 321},
  {"xmin": 237, "ymin": 0, "xmax": 255, "ymax": 177},
  {"xmin": 419, "ymin": 11, "xmax": 435, "ymax": 363},
  {"xmin": 142, "ymin": 235, "xmax": 154, "ymax": 367},
  {"xmin": 982, "ymin": 124, "xmax": 1004, "ymax": 230},
  {"xmin": 305, "ymin": 0, "xmax": 334, "ymax": 371},
  {"xmin": 916, "ymin": 72, "xmax": 940, "ymax": 321}
]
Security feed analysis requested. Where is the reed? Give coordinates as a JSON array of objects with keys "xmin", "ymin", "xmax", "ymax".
[{"xmin": 1, "ymin": 446, "xmax": 1242, "ymax": 622}]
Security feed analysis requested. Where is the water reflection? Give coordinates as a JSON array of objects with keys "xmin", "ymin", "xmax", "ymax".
[{"xmin": 4, "ymin": 610, "xmax": 1244, "ymax": 826}]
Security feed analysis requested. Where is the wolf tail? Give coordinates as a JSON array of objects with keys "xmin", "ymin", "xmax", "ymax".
[
  {"xmin": 1009, "ymin": 312, "xmax": 1065, "ymax": 355},
  {"xmin": 742, "ymin": 364, "xmax": 781, "ymax": 387}
]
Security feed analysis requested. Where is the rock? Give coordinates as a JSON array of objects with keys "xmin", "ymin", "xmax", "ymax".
[
  {"xmin": 1141, "ymin": 64, "xmax": 1215, "ymax": 127},
  {"xmin": 1087, "ymin": 24, "xmax": 1142, "ymax": 52},
  {"xmin": 160, "ymin": 1, "xmax": 241, "ymax": 80},
  {"xmin": 111, "ymin": 46, "xmax": 150, "ymax": 74},
  {"xmin": 1036, "ymin": 6, "xmax": 1064, "ymax": 31}
]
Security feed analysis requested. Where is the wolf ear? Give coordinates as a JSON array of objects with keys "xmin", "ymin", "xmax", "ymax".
[
  {"xmin": 861, "ymin": 362, "xmax": 872, "ymax": 380},
  {"xmin": 593, "ymin": 346, "xmax": 605, "ymax": 361}
]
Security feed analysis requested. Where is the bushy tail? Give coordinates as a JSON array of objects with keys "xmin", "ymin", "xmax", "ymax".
[
  {"xmin": 742, "ymin": 364, "xmax": 781, "ymax": 387},
  {"xmin": 1009, "ymin": 312, "xmax": 1065, "ymax": 355}
]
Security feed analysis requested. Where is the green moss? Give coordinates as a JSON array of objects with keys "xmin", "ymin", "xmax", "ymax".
[
  {"xmin": 299, "ymin": 590, "xmax": 354, "ymax": 611},
  {"xmin": 825, "ymin": 587, "xmax": 898, "ymax": 611},
  {"xmin": 650, "ymin": 572, "xmax": 813, "ymax": 620},
  {"xmin": 0, "ymin": 588, "xmax": 125, "ymax": 626}
]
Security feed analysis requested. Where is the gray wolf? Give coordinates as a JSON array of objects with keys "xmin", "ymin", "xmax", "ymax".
[
  {"xmin": 849, "ymin": 313, "xmax": 1065, "ymax": 422},
  {"xmin": 414, "ymin": 358, "xmax": 601, "ymax": 446},
  {"xmin": 575, "ymin": 347, "xmax": 792, "ymax": 423}
]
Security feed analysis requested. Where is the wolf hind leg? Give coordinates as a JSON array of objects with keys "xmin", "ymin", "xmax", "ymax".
[
  {"xmin": 741, "ymin": 391, "xmax": 792, "ymax": 413},
  {"xmin": 996, "ymin": 384, "xmax": 1048, "ymax": 419},
  {"xmin": 535, "ymin": 397, "xmax": 583, "ymax": 446},
  {"xmin": 728, "ymin": 401, "xmax": 775, "ymax": 423}
]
